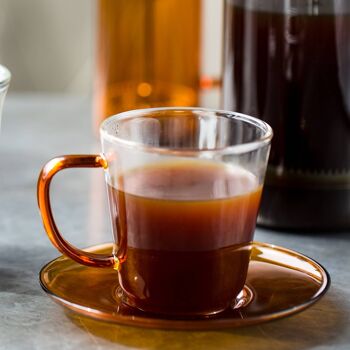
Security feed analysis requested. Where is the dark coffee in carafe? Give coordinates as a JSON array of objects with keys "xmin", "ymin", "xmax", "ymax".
[{"xmin": 223, "ymin": 0, "xmax": 350, "ymax": 230}]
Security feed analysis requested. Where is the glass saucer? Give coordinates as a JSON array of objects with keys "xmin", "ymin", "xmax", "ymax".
[{"xmin": 39, "ymin": 242, "xmax": 330, "ymax": 330}]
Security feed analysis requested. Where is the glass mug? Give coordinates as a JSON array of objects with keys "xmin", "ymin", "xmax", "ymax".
[
  {"xmin": 0, "ymin": 65, "xmax": 11, "ymax": 125},
  {"xmin": 37, "ymin": 107, "xmax": 272, "ymax": 316}
]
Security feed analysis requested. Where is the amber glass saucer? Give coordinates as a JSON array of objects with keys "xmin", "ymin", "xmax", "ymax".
[{"xmin": 39, "ymin": 242, "xmax": 330, "ymax": 330}]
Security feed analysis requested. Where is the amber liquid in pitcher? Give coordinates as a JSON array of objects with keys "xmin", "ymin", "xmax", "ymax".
[
  {"xmin": 223, "ymin": 2, "xmax": 350, "ymax": 230},
  {"xmin": 107, "ymin": 161, "xmax": 262, "ymax": 315},
  {"xmin": 95, "ymin": 0, "xmax": 201, "ymax": 125}
]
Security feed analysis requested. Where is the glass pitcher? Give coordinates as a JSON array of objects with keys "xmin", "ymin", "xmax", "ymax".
[{"xmin": 223, "ymin": 0, "xmax": 350, "ymax": 230}]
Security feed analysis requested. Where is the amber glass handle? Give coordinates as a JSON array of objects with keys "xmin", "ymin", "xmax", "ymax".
[{"xmin": 37, "ymin": 154, "xmax": 115, "ymax": 268}]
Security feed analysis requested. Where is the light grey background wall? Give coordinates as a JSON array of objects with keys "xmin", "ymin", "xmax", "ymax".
[{"xmin": 0, "ymin": 0, "xmax": 94, "ymax": 93}]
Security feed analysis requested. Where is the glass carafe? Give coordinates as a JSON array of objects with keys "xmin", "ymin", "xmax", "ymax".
[{"xmin": 223, "ymin": 0, "xmax": 350, "ymax": 230}]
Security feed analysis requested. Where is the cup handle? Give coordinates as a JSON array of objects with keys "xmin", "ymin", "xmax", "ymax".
[{"xmin": 37, "ymin": 154, "xmax": 115, "ymax": 268}]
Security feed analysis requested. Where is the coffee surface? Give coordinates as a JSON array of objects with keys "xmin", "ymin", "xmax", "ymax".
[{"xmin": 107, "ymin": 161, "xmax": 262, "ymax": 314}]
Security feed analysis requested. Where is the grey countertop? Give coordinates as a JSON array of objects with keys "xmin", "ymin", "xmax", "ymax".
[{"xmin": 0, "ymin": 94, "xmax": 349, "ymax": 350}]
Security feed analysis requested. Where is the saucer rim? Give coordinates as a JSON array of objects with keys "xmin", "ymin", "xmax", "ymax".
[{"xmin": 39, "ymin": 241, "xmax": 330, "ymax": 330}]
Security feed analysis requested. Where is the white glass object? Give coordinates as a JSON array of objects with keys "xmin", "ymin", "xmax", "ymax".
[{"xmin": 0, "ymin": 65, "xmax": 11, "ymax": 126}]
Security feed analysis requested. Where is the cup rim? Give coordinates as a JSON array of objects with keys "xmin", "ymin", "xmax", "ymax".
[
  {"xmin": 0, "ymin": 65, "xmax": 11, "ymax": 89},
  {"xmin": 100, "ymin": 107, "xmax": 273, "ymax": 156}
]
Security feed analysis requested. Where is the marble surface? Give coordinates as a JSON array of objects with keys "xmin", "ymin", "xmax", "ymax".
[{"xmin": 0, "ymin": 95, "xmax": 349, "ymax": 350}]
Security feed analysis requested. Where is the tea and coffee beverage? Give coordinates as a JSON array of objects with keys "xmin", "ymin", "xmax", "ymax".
[
  {"xmin": 95, "ymin": 0, "xmax": 200, "ymax": 125},
  {"xmin": 107, "ymin": 161, "xmax": 262, "ymax": 315},
  {"xmin": 223, "ymin": 0, "xmax": 350, "ymax": 230}
]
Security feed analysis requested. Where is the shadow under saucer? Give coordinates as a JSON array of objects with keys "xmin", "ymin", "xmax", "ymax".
[{"xmin": 65, "ymin": 293, "xmax": 344, "ymax": 350}]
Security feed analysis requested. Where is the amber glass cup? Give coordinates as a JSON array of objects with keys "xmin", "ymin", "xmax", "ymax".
[
  {"xmin": 95, "ymin": 0, "xmax": 201, "ymax": 125},
  {"xmin": 38, "ymin": 107, "xmax": 272, "ymax": 316}
]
